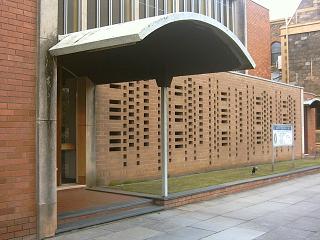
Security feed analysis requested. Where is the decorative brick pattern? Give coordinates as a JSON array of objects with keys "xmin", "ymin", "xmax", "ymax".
[
  {"xmin": 96, "ymin": 72, "xmax": 302, "ymax": 185},
  {"xmin": 0, "ymin": 0, "xmax": 37, "ymax": 239}
]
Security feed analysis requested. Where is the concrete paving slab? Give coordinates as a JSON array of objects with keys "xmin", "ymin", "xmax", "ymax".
[
  {"xmin": 254, "ymin": 226, "xmax": 314, "ymax": 240},
  {"xmin": 169, "ymin": 227, "xmax": 214, "ymax": 238},
  {"xmin": 144, "ymin": 209, "xmax": 187, "ymax": 220},
  {"xmin": 191, "ymin": 216, "xmax": 244, "ymax": 232},
  {"xmin": 286, "ymin": 216, "xmax": 320, "ymax": 232},
  {"xmin": 201, "ymin": 227, "xmax": 265, "ymax": 240},
  {"xmin": 94, "ymin": 226, "xmax": 161, "ymax": 240}
]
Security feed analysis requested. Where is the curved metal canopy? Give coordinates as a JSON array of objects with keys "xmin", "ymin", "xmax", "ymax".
[
  {"xmin": 304, "ymin": 98, "xmax": 320, "ymax": 108},
  {"xmin": 50, "ymin": 12, "xmax": 255, "ymax": 86}
]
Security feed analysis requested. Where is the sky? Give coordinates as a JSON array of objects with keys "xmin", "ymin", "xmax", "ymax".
[{"xmin": 253, "ymin": 0, "xmax": 302, "ymax": 20}]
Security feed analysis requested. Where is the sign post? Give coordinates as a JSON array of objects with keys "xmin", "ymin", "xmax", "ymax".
[{"xmin": 272, "ymin": 124, "xmax": 294, "ymax": 172}]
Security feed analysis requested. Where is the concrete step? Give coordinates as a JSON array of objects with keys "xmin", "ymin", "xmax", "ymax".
[{"xmin": 57, "ymin": 199, "xmax": 163, "ymax": 234}]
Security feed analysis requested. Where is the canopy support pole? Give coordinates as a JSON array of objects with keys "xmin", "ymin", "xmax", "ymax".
[
  {"xmin": 161, "ymin": 86, "xmax": 169, "ymax": 197},
  {"xmin": 157, "ymin": 74, "xmax": 172, "ymax": 198}
]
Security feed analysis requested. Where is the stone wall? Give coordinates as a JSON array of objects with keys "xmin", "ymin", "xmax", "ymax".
[
  {"xmin": 95, "ymin": 72, "xmax": 303, "ymax": 185},
  {"xmin": 288, "ymin": 31, "xmax": 320, "ymax": 94},
  {"xmin": 291, "ymin": 0, "xmax": 320, "ymax": 25}
]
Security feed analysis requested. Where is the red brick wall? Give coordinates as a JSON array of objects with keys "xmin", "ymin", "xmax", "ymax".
[
  {"xmin": 0, "ymin": 0, "xmax": 37, "ymax": 239},
  {"xmin": 246, "ymin": 0, "xmax": 271, "ymax": 79},
  {"xmin": 304, "ymin": 92, "xmax": 317, "ymax": 154}
]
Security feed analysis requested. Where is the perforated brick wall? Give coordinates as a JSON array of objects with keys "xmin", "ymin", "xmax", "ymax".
[{"xmin": 96, "ymin": 72, "xmax": 302, "ymax": 185}]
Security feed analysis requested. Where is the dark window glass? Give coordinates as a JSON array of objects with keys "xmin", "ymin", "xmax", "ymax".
[
  {"xmin": 140, "ymin": 0, "xmax": 146, "ymax": 18},
  {"xmin": 67, "ymin": 0, "xmax": 79, "ymax": 33},
  {"xmin": 194, "ymin": 0, "xmax": 199, "ymax": 13},
  {"xmin": 223, "ymin": 0, "xmax": 228, "ymax": 26},
  {"xmin": 186, "ymin": 0, "xmax": 192, "ymax": 11},
  {"xmin": 149, "ymin": 0, "xmax": 156, "ymax": 17},
  {"xmin": 179, "ymin": 0, "xmax": 184, "ymax": 11},
  {"xmin": 124, "ymin": 0, "xmax": 132, "ymax": 22},
  {"xmin": 87, "ymin": 0, "xmax": 97, "ymax": 29},
  {"xmin": 271, "ymin": 42, "xmax": 281, "ymax": 66},
  {"xmin": 229, "ymin": 0, "xmax": 234, "ymax": 30},
  {"xmin": 58, "ymin": 0, "xmax": 64, "ymax": 34},
  {"xmin": 100, "ymin": 0, "xmax": 110, "ymax": 26},
  {"xmin": 217, "ymin": 0, "xmax": 221, "ymax": 21},
  {"xmin": 212, "ymin": 0, "xmax": 215, "ymax": 18},
  {"xmin": 167, "ymin": 0, "xmax": 173, "ymax": 13},
  {"xmin": 316, "ymin": 108, "xmax": 320, "ymax": 130},
  {"xmin": 158, "ymin": 0, "xmax": 165, "ymax": 15},
  {"xmin": 112, "ymin": 0, "xmax": 121, "ymax": 24}
]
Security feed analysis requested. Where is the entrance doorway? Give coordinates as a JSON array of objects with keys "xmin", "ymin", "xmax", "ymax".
[{"xmin": 57, "ymin": 73, "xmax": 87, "ymax": 186}]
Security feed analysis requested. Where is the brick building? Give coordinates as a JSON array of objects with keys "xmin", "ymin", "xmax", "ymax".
[
  {"xmin": 270, "ymin": 18, "xmax": 285, "ymax": 81},
  {"xmin": 270, "ymin": 0, "xmax": 320, "ymax": 154},
  {"xmin": 0, "ymin": 0, "xmax": 37, "ymax": 239},
  {"xmin": 246, "ymin": 0, "xmax": 271, "ymax": 79},
  {"xmin": 280, "ymin": 0, "xmax": 320, "ymax": 90},
  {"xmin": 0, "ymin": 0, "xmax": 306, "ymax": 239}
]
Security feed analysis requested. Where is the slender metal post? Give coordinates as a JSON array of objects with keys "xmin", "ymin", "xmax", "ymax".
[
  {"xmin": 161, "ymin": 86, "xmax": 169, "ymax": 197},
  {"xmin": 272, "ymin": 145, "xmax": 275, "ymax": 172},
  {"xmin": 272, "ymin": 124, "xmax": 275, "ymax": 172},
  {"xmin": 292, "ymin": 124, "xmax": 295, "ymax": 169}
]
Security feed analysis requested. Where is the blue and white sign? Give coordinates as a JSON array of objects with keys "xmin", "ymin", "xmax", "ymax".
[{"xmin": 272, "ymin": 124, "xmax": 294, "ymax": 147}]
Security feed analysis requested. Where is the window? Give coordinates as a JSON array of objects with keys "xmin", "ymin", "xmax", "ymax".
[
  {"xmin": 139, "ymin": 0, "xmax": 146, "ymax": 18},
  {"xmin": 59, "ymin": 0, "xmax": 81, "ymax": 34},
  {"xmin": 194, "ymin": 0, "xmax": 199, "ymax": 13},
  {"xmin": 100, "ymin": 0, "xmax": 110, "ymax": 27},
  {"xmin": 271, "ymin": 42, "xmax": 281, "ymax": 67},
  {"xmin": 149, "ymin": 0, "xmax": 156, "ymax": 17},
  {"xmin": 167, "ymin": 0, "xmax": 175, "ymax": 13},
  {"xmin": 316, "ymin": 108, "xmax": 320, "ymax": 130},
  {"xmin": 112, "ymin": 0, "xmax": 121, "ymax": 24},
  {"xmin": 88, "ymin": 0, "xmax": 133, "ymax": 28},
  {"xmin": 186, "ymin": 0, "xmax": 192, "ymax": 11},
  {"xmin": 158, "ymin": 0, "xmax": 165, "ymax": 15}
]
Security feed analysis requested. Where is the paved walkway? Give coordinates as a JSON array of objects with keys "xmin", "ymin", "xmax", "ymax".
[{"xmin": 51, "ymin": 173, "xmax": 320, "ymax": 240}]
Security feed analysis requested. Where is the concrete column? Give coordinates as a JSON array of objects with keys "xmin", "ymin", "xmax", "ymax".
[
  {"xmin": 86, "ymin": 78, "xmax": 97, "ymax": 187},
  {"xmin": 160, "ymin": 86, "xmax": 169, "ymax": 197},
  {"xmin": 37, "ymin": 0, "xmax": 59, "ymax": 238}
]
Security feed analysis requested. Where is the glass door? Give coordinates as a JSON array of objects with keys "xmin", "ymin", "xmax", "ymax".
[{"xmin": 60, "ymin": 77, "xmax": 77, "ymax": 184}]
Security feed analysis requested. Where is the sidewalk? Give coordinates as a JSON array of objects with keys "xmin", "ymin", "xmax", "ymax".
[{"xmin": 51, "ymin": 173, "xmax": 320, "ymax": 240}]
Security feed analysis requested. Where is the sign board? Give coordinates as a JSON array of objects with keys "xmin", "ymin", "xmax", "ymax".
[{"xmin": 272, "ymin": 124, "xmax": 293, "ymax": 147}]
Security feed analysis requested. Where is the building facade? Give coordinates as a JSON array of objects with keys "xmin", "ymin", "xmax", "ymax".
[
  {"xmin": 0, "ymin": 0, "xmax": 306, "ymax": 239},
  {"xmin": 280, "ymin": 0, "xmax": 320, "ymax": 92},
  {"xmin": 270, "ymin": 0, "xmax": 320, "ymax": 154}
]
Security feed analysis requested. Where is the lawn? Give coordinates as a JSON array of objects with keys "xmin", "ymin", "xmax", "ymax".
[{"xmin": 109, "ymin": 158, "xmax": 320, "ymax": 195}]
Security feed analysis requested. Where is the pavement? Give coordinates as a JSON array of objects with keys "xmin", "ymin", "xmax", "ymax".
[{"xmin": 51, "ymin": 173, "xmax": 320, "ymax": 240}]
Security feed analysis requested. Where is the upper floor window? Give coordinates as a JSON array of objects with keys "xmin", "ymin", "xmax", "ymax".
[
  {"xmin": 88, "ymin": 0, "xmax": 133, "ymax": 29},
  {"xmin": 271, "ymin": 42, "xmax": 281, "ymax": 67},
  {"xmin": 58, "ymin": 0, "xmax": 81, "ymax": 34},
  {"xmin": 59, "ymin": 0, "xmax": 236, "ymax": 34}
]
